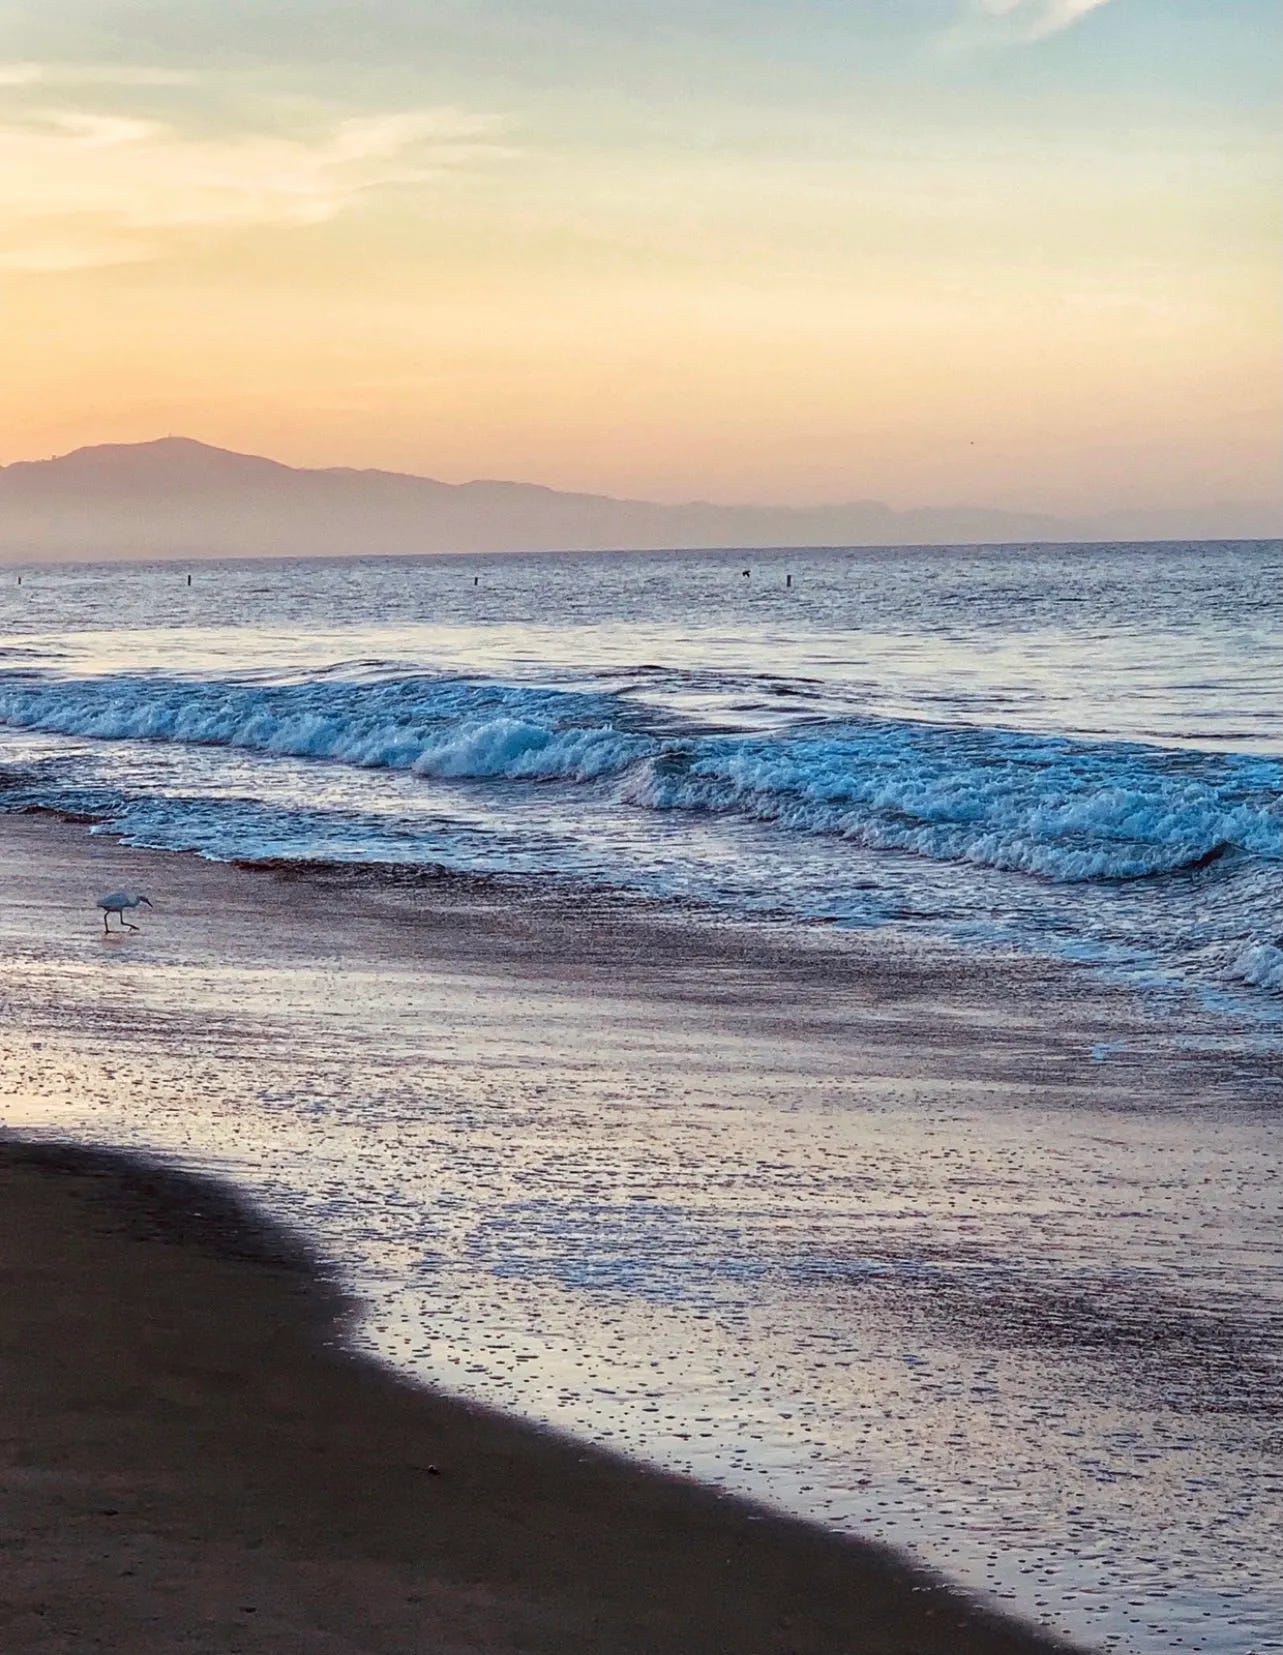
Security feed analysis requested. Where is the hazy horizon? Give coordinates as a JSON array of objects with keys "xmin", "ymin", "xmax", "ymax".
[
  {"xmin": 1, "ymin": 1, "xmax": 1279, "ymax": 520},
  {"xmin": 6, "ymin": 429, "xmax": 1282, "ymax": 513},
  {"xmin": 0, "ymin": 432, "xmax": 1277, "ymax": 560}
]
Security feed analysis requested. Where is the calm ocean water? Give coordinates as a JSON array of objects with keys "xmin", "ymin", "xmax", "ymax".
[{"xmin": 1, "ymin": 539, "xmax": 1280, "ymax": 1026}]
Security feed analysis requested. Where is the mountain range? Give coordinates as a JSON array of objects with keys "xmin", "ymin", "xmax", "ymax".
[{"xmin": 0, "ymin": 438, "xmax": 1275, "ymax": 560}]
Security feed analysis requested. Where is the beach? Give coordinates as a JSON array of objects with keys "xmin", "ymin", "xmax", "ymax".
[
  {"xmin": 2, "ymin": 0, "xmax": 1278, "ymax": 1628},
  {"xmin": 0, "ymin": 816, "xmax": 1086, "ymax": 1655},
  {"xmin": 2, "ymin": 1134, "xmax": 1078, "ymax": 1655},
  {"xmin": 1, "ymin": 0, "xmax": 1278, "ymax": 1629},
  {"xmin": 2, "ymin": 809, "xmax": 1279, "ymax": 1652}
]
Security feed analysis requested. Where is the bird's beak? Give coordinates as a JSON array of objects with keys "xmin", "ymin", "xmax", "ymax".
[{"xmin": 140, "ymin": 897, "xmax": 153, "ymax": 907}]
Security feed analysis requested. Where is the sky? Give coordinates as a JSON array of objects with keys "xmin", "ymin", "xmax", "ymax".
[{"xmin": 0, "ymin": 0, "xmax": 1278, "ymax": 515}]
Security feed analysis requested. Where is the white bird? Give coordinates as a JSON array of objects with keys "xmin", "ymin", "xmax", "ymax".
[{"xmin": 96, "ymin": 891, "xmax": 152, "ymax": 933}]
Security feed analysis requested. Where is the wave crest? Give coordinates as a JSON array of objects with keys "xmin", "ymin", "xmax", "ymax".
[
  {"xmin": 0, "ymin": 669, "xmax": 1278, "ymax": 888},
  {"xmin": 1227, "ymin": 943, "xmax": 1283, "ymax": 994}
]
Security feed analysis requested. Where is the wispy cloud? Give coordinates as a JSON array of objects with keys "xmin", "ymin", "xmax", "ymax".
[
  {"xmin": 0, "ymin": 60, "xmax": 197, "ymax": 87},
  {"xmin": 0, "ymin": 95, "xmax": 512, "ymax": 271},
  {"xmin": 954, "ymin": 0, "xmax": 1115, "ymax": 44}
]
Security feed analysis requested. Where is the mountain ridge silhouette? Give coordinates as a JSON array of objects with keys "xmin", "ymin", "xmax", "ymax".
[{"xmin": 0, "ymin": 437, "xmax": 1274, "ymax": 558}]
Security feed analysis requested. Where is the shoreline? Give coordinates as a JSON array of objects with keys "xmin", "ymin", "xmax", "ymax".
[
  {"xmin": 6, "ymin": 791, "xmax": 1280, "ymax": 1065},
  {"xmin": 2, "ymin": 808, "xmax": 1278, "ymax": 1651},
  {"xmin": 1, "ymin": 803, "xmax": 1254, "ymax": 1073},
  {"xmin": 0, "ymin": 1136, "xmax": 1074, "ymax": 1655}
]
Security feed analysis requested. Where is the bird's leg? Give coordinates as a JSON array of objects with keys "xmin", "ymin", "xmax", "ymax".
[
  {"xmin": 103, "ymin": 910, "xmax": 110, "ymax": 933},
  {"xmin": 122, "ymin": 918, "xmax": 139, "ymax": 932}
]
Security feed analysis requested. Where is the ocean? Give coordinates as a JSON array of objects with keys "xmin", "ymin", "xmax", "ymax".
[
  {"xmin": 1, "ymin": 539, "xmax": 1280, "ymax": 1022},
  {"xmin": 2, "ymin": 537, "xmax": 1281, "ymax": 1653}
]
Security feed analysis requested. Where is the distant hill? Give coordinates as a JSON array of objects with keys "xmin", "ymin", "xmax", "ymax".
[{"xmin": 0, "ymin": 437, "xmax": 1275, "ymax": 560}]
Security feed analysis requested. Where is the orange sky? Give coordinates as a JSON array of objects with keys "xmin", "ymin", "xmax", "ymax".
[{"xmin": 1, "ymin": 0, "xmax": 1278, "ymax": 514}]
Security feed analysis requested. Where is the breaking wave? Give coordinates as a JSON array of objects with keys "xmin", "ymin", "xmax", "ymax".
[
  {"xmin": 0, "ymin": 669, "xmax": 1278, "ymax": 890},
  {"xmin": 1228, "ymin": 943, "xmax": 1283, "ymax": 994},
  {"xmin": 622, "ymin": 736, "xmax": 1276, "ymax": 883}
]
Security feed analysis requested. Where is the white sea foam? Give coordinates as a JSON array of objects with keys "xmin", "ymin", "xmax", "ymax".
[
  {"xmin": 0, "ymin": 671, "xmax": 1277, "ymax": 891},
  {"xmin": 625, "ymin": 733, "xmax": 1278, "ymax": 883},
  {"xmin": 0, "ymin": 675, "xmax": 645, "ymax": 784},
  {"xmin": 408, "ymin": 716, "xmax": 646, "ymax": 781},
  {"xmin": 1228, "ymin": 943, "xmax": 1283, "ymax": 994}
]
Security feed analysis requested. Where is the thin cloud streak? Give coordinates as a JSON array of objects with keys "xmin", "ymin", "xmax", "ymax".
[
  {"xmin": 0, "ymin": 60, "xmax": 197, "ymax": 86},
  {"xmin": 0, "ymin": 102, "xmax": 514, "ymax": 271},
  {"xmin": 956, "ymin": 0, "xmax": 1115, "ymax": 44}
]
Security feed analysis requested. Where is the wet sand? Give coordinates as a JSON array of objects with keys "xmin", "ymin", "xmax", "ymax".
[
  {"xmin": 0, "ymin": 1135, "xmax": 1083, "ymax": 1655},
  {"xmin": 1, "ymin": 811, "xmax": 1277, "ymax": 1652}
]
